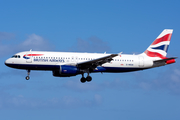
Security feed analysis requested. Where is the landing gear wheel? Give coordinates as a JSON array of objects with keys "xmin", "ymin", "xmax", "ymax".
[
  {"xmin": 80, "ymin": 77, "xmax": 86, "ymax": 83},
  {"xmin": 26, "ymin": 76, "xmax": 30, "ymax": 80},
  {"xmin": 25, "ymin": 70, "xmax": 31, "ymax": 80},
  {"xmin": 86, "ymin": 76, "xmax": 92, "ymax": 82}
]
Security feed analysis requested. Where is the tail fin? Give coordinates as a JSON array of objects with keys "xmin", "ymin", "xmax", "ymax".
[{"xmin": 144, "ymin": 29, "xmax": 173, "ymax": 59}]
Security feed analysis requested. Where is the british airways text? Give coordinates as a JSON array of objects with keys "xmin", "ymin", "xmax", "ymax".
[{"xmin": 33, "ymin": 58, "xmax": 65, "ymax": 62}]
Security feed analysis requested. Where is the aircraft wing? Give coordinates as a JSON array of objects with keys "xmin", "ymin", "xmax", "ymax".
[{"xmin": 77, "ymin": 54, "xmax": 118, "ymax": 70}]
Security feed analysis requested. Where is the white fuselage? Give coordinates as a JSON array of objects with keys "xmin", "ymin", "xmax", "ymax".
[{"xmin": 5, "ymin": 51, "xmax": 155, "ymax": 73}]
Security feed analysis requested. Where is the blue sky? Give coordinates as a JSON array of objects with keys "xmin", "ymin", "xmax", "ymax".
[{"xmin": 1, "ymin": 0, "xmax": 180, "ymax": 120}]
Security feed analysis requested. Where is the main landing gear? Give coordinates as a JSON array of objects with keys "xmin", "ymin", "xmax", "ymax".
[
  {"xmin": 25, "ymin": 70, "xmax": 30, "ymax": 80},
  {"xmin": 80, "ymin": 73, "xmax": 92, "ymax": 83}
]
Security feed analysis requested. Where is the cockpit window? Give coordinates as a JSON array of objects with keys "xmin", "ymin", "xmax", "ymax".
[
  {"xmin": 11, "ymin": 55, "xmax": 21, "ymax": 58},
  {"xmin": 11, "ymin": 55, "xmax": 17, "ymax": 58}
]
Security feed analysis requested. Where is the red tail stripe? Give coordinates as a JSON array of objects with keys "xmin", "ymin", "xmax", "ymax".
[
  {"xmin": 152, "ymin": 33, "xmax": 172, "ymax": 45},
  {"xmin": 144, "ymin": 50, "xmax": 167, "ymax": 59}
]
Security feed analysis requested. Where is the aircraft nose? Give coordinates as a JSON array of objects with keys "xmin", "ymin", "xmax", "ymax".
[
  {"xmin": 5, "ymin": 59, "xmax": 11, "ymax": 67},
  {"xmin": 5, "ymin": 58, "xmax": 18, "ymax": 69}
]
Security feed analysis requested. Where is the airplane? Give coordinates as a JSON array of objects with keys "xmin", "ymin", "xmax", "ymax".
[{"xmin": 5, "ymin": 29, "xmax": 176, "ymax": 83}]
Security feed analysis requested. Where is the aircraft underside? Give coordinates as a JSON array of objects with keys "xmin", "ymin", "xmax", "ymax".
[
  {"xmin": 5, "ymin": 63, "xmax": 145, "ymax": 72},
  {"xmin": 5, "ymin": 63, "xmax": 147, "ymax": 82}
]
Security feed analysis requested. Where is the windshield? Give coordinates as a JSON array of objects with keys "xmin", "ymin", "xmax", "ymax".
[{"xmin": 11, "ymin": 55, "xmax": 20, "ymax": 58}]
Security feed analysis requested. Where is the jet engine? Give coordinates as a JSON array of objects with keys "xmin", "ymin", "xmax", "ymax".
[{"xmin": 53, "ymin": 65, "xmax": 80, "ymax": 77}]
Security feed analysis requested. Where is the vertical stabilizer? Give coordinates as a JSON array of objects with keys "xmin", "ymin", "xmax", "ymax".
[{"xmin": 144, "ymin": 29, "xmax": 173, "ymax": 59}]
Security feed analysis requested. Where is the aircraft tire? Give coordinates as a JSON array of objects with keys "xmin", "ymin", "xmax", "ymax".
[
  {"xmin": 80, "ymin": 77, "xmax": 86, "ymax": 83},
  {"xmin": 26, "ymin": 76, "xmax": 30, "ymax": 80},
  {"xmin": 86, "ymin": 76, "xmax": 92, "ymax": 82}
]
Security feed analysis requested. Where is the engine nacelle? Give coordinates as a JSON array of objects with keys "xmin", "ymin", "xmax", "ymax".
[{"xmin": 53, "ymin": 65, "xmax": 80, "ymax": 77}]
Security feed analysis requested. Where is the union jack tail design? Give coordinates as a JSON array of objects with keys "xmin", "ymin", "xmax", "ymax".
[{"xmin": 144, "ymin": 29, "xmax": 173, "ymax": 59}]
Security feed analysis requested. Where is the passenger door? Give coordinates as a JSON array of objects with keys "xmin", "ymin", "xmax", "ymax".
[
  {"xmin": 26, "ymin": 52, "xmax": 32, "ymax": 63},
  {"xmin": 139, "ymin": 56, "xmax": 144, "ymax": 67}
]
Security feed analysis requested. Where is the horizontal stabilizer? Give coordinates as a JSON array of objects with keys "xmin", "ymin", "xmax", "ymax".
[{"xmin": 153, "ymin": 57, "xmax": 177, "ymax": 67}]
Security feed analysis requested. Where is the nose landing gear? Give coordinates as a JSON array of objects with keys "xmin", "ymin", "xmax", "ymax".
[
  {"xmin": 25, "ymin": 70, "xmax": 30, "ymax": 80},
  {"xmin": 26, "ymin": 76, "xmax": 30, "ymax": 80}
]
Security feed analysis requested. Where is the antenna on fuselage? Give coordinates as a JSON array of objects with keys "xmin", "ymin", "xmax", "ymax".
[{"xmin": 118, "ymin": 52, "xmax": 123, "ymax": 55}]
